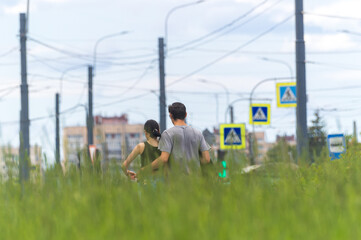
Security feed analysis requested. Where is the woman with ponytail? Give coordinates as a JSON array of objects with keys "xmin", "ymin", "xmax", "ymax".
[{"xmin": 121, "ymin": 120, "xmax": 161, "ymax": 179}]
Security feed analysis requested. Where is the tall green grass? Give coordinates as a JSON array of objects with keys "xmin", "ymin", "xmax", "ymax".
[{"xmin": 0, "ymin": 148, "xmax": 361, "ymax": 240}]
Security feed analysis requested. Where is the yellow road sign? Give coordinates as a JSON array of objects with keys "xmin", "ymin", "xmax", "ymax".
[
  {"xmin": 220, "ymin": 123, "xmax": 246, "ymax": 150},
  {"xmin": 249, "ymin": 103, "xmax": 271, "ymax": 125},
  {"xmin": 276, "ymin": 82, "xmax": 297, "ymax": 108}
]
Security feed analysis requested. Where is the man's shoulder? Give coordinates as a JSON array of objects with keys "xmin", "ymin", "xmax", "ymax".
[
  {"xmin": 163, "ymin": 126, "xmax": 182, "ymax": 134},
  {"xmin": 186, "ymin": 126, "xmax": 203, "ymax": 135},
  {"xmin": 162, "ymin": 125, "xmax": 203, "ymax": 136},
  {"xmin": 161, "ymin": 127, "xmax": 178, "ymax": 139},
  {"xmin": 162, "ymin": 127, "xmax": 175, "ymax": 135}
]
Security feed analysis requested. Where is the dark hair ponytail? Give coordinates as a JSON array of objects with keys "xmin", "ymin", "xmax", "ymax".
[{"xmin": 144, "ymin": 120, "xmax": 161, "ymax": 139}]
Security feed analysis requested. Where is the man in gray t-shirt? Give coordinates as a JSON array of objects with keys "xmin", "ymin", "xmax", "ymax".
[{"xmin": 144, "ymin": 102, "xmax": 211, "ymax": 174}]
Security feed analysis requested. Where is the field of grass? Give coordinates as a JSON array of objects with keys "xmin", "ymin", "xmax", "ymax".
[{"xmin": 0, "ymin": 148, "xmax": 361, "ymax": 240}]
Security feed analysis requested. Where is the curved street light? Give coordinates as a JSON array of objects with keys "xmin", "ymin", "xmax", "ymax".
[
  {"xmin": 164, "ymin": 0, "xmax": 205, "ymax": 55},
  {"xmin": 197, "ymin": 78, "xmax": 230, "ymax": 125},
  {"xmin": 224, "ymin": 97, "xmax": 272, "ymax": 124},
  {"xmin": 249, "ymin": 76, "xmax": 295, "ymax": 164},
  {"xmin": 340, "ymin": 29, "xmax": 361, "ymax": 37},
  {"xmin": 260, "ymin": 57, "xmax": 294, "ymax": 78},
  {"xmin": 198, "ymin": 78, "xmax": 230, "ymax": 106},
  {"xmin": 93, "ymin": 31, "xmax": 130, "ymax": 75},
  {"xmin": 59, "ymin": 64, "xmax": 88, "ymax": 99}
]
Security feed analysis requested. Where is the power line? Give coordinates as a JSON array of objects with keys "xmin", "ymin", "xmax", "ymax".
[
  {"xmin": 0, "ymin": 47, "xmax": 18, "ymax": 58},
  {"xmin": 4, "ymin": 84, "xmax": 361, "ymax": 126},
  {"xmin": 303, "ymin": 12, "xmax": 361, "ymax": 21},
  {"xmin": 0, "ymin": 87, "xmax": 19, "ymax": 100},
  {"xmin": 168, "ymin": 0, "xmax": 269, "ymax": 52},
  {"xmin": 309, "ymin": 85, "xmax": 361, "ymax": 92},
  {"xmin": 28, "ymin": 36, "xmax": 92, "ymax": 59},
  {"xmin": 28, "ymin": 54, "xmax": 65, "ymax": 73},
  {"xmin": 167, "ymin": 14, "xmax": 294, "ymax": 87},
  {"xmin": 0, "ymin": 85, "xmax": 19, "ymax": 94},
  {"xmin": 28, "ymin": 36, "xmax": 157, "ymax": 65},
  {"xmin": 113, "ymin": 59, "xmax": 157, "ymax": 97},
  {"xmin": 169, "ymin": 0, "xmax": 285, "ymax": 56},
  {"xmin": 307, "ymin": 60, "xmax": 361, "ymax": 72},
  {"xmin": 189, "ymin": 48, "xmax": 361, "ymax": 55}
]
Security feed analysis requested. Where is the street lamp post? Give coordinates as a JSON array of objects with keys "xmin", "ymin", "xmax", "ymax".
[
  {"xmin": 164, "ymin": 0, "xmax": 205, "ymax": 54},
  {"xmin": 260, "ymin": 57, "xmax": 294, "ymax": 77},
  {"xmin": 197, "ymin": 78, "xmax": 230, "ymax": 125},
  {"xmin": 59, "ymin": 64, "xmax": 87, "ymax": 99},
  {"xmin": 249, "ymin": 77, "xmax": 294, "ymax": 164},
  {"xmin": 89, "ymin": 31, "xmax": 129, "ymax": 144},
  {"xmin": 159, "ymin": 1, "xmax": 205, "ymax": 132},
  {"xmin": 224, "ymin": 97, "xmax": 272, "ymax": 126},
  {"xmin": 198, "ymin": 79, "xmax": 229, "ymax": 106},
  {"xmin": 56, "ymin": 65, "xmax": 87, "ymax": 164},
  {"xmin": 340, "ymin": 29, "xmax": 361, "ymax": 37},
  {"xmin": 224, "ymin": 97, "xmax": 271, "ymax": 165},
  {"xmin": 93, "ymin": 31, "xmax": 129, "ymax": 76}
]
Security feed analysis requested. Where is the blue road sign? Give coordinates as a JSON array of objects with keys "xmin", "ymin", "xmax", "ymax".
[
  {"xmin": 224, "ymin": 127, "xmax": 242, "ymax": 146},
  {"xmin": 219, "ymin": 124, "xmax": 246, "ymax": 150},
  {"xmin": 276, "ymin": 82, "xmax": 297, "ymax": 107},
  {"xmin": 327, "ymin": 134, "xmax": 346, "ymax": 160},
  {"xmin": 249, "ymin": 104, "xmax": 270, "ymax": 125}
]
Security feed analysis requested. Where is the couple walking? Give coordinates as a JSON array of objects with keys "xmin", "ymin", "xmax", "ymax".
[{"xmin": 122, "ymin": 102, "xmax": 211, "ymax": 179}]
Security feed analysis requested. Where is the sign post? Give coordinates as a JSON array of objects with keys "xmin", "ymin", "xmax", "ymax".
[
  {"xmin": 219, "ymin": 123, "xmax": 246, "ymax": 178},
  {"xmin": 89, "ymin": 144, "xmax": 96, "ymax": 164}
]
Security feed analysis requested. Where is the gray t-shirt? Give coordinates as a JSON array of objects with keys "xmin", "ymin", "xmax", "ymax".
[{"xmin": 158, "ymin": 125, "xmax": 211, "ymax": 172}]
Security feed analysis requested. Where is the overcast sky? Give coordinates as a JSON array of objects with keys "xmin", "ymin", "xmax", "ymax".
[{"xmin": 1, "ymin": 0, "xmax": 361, "ymax": 162}]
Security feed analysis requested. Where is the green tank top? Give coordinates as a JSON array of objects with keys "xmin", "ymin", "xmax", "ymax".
[{"xmin": 140, "ymin": 141, "xmax": 161, "ymax": 167}]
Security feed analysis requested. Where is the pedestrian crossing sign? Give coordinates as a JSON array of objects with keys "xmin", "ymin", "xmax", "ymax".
[
  {"xmin": 249, "ymin": 103, "xmax": 271, "ymax": 125},
  {"xmin": 276, "ymin": 82, "xmax": 297, "ymax": 107},
  {"xmin": 220, "ymin": 123, "xmax": 246, "ymax": 150}
]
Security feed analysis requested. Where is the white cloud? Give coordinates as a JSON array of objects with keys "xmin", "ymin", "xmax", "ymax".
[
  {"xmin": 222, "ymin": 55, "xmax": 249, "ymax": 64},
  {"xmin": 233, "ymin": 0, "xmax": 258, "ymax": 3},
  {"xmin": 305, "ymin": 0, "xmax": 361, "ymax": 31},
  {"xmin": 3, "ymin": 0, "xmax": 69, "ymax": 15},
  {"xmin": 3, "ymin": 2, "xmax": 28, "ymax": 14},
  {"xmin": 39, "ymin": 0, "xmax": 69, "ymax": 2}
]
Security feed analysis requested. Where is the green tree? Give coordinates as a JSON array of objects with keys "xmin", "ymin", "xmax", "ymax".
[
  {"xmin": 266, "ymin": 138, "xmax": 296, "ymax": 163},
  {"xmin": 308, "ymin": 110, "xmax": 327, "ymax": 157}
]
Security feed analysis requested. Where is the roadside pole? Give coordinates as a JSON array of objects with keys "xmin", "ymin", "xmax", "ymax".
[
  {"xmin": 295, "ymin": 0, "xmax": 309, "ymax": 160},
  {"xmin": 158, "ymin": 38, "xmax": 166, "ymax": 132},
  {"xmin": 19, "ymin": 13, "xmax": 30, "ymax": 182},
  {"xmin": 55, "ymin": 93, "xmax": 60, "ymax": 165},
  {"xmin": 88, "ymin": 66, "xmax": 94, "ymax": 145}
]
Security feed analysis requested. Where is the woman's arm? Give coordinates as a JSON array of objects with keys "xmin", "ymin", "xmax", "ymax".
[
  {"xmin": 121, "ymin": 143, "xmax": 144, "ymax": 178},
  {"xmin": 138, "ymin": 151, "xmax": 169, "ymax": 177}
]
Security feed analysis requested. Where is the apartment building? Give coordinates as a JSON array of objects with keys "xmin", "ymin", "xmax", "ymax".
[
  {"xmin": 0, "ymin": 145, "xmax": 42, "ymax": 177},
  {"xmin": 63, "ymin": 114, "xmax": 144, "ymax": 164}
]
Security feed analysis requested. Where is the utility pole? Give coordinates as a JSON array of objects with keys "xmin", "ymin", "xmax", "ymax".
[
  {"xmin": 55, "ymin": 93, "xmax": 60, "ymax": 165},
  {"xmin": 19, "ymin": 13, "xmax": 30, "ymax": 181},
  {"xmin": 88, "ymin": 66, "xmax": 94, "ymax": 145},
  {"xmin": 230, "ymin": 106, "xmax": 234, "ymax": 123},
  {"xmin": 158, "ymin": 38, "xmax": 166, "ymax": 132},
  {"xmin": 248, "ymin": 132, "xmax": 255, "ymax": 165},
  {"xmin": 215, "ymin": 94, "xmax": 219, "ymax": 126},
  {"xmin": 295, "ymin": 0, "xmax": 309, "ymax": 160},
  {"xmin": 353, "ymin": 121, "xmax": 358, "ymax": 142}
]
